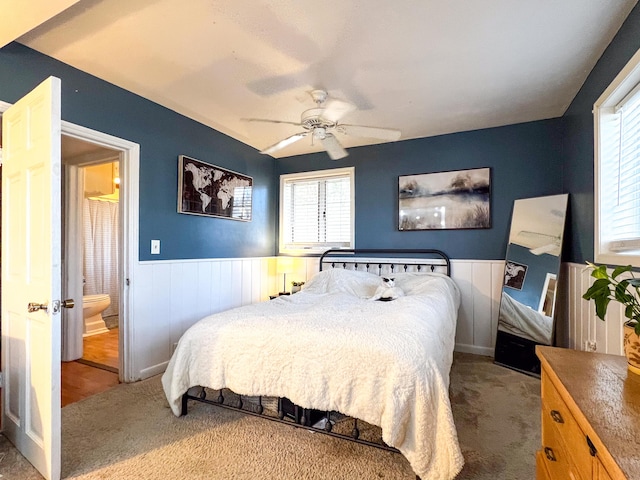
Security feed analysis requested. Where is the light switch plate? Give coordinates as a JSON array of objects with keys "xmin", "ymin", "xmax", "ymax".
[{"xmin": 151, "ymin": 239, "xmax": 160, "ymax": 254}]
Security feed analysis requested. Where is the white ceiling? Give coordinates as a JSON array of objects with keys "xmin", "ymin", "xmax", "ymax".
[{"xmin": 10, "ymin": 0, "xmax": 639, "ymax": 159}]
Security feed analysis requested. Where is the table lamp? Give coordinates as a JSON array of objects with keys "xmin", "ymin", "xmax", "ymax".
[{"xmin": 276, "ymin": 256, "xmax": 294, "ymax": 295}]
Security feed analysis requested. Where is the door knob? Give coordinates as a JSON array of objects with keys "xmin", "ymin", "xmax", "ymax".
[
  {"xmin": 51, "ymin": 299, "xmax": 75, "ymax": 313},
  {"xmin": 61, "ymin": 299, "xmax": 75, "ymax": 309},
  {"xmin": 28, "ymin": 302, "xmax": 48, "ymax": 313}
]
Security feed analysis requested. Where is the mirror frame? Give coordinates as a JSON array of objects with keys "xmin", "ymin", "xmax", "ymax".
[{"xmin": 494, "ymin": 194, "xmax": 568, "ymax": 376}]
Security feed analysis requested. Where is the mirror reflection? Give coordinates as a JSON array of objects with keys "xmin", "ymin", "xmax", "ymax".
[{"xmin": 495, "ymin": 194, "xmax": 568, "ymax": 375}]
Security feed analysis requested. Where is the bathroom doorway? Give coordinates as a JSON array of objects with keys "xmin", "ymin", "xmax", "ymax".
[
  {"xmin": 1, "ymin": 100, "xmax": 139, "ymax": 403},
  {"xmin": 62, "ymin": 139, "xmax": 121, "ymax": 375}
]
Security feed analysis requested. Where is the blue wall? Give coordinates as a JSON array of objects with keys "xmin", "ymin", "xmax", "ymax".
[
  {"xmin": 3, "ymin": 1, "xmax": 640, "ymax": 264},
  {"xmin": 277, "ymin": 119, "xmax": 565, "ymax": 260},
  {"xmin": 0, "ymin": 42, "xmax": 276, "ymax": 261},
  {"xmin": 561, "ymin": 4, "xmax": 640, "ymax": 264}
]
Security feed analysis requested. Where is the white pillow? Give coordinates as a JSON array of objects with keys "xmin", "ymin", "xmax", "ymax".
[
  {"xmin": 392, "ymin": 272, "xmax": 450, "ymax": 295},
  {"xmin": 303, "ymin": 268, "xmax": 382, "ymax": 298}
]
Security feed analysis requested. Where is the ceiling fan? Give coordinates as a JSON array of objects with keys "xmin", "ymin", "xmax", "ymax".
[{"xmin": 244, "ymin": 89, "xmax": 401, "ymax": 160}]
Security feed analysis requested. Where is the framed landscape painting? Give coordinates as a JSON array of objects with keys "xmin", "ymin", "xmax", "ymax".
[
  {"xmin": 178, "ymin": 155, "xmax": 253, "ymax": 221},
  {"xmin": 398, "ymin": 167, "xmax": 491, "ymax": 230}
]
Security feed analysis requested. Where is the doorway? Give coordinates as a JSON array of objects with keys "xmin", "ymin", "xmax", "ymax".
[
  {"xmin": 62, "ymin": 137, "xmax": 121, "ymax": 385},
  {"xmin": 1, "ymin": 83, "xmax": 139, "ymax": 479},
  {"xmin": 1, "ymin": 99, "xmax": 140, "ymax": 387}
]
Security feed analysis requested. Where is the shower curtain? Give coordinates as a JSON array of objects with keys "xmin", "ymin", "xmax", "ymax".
[{"xmin": 83, "ymin": 198, "xmax": 119, "ymax": 318}]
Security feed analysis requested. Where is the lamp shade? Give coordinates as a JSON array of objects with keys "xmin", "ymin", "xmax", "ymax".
[{"xmin": 276, "ymin": 256, "xmax": 294, "ymax": 274}]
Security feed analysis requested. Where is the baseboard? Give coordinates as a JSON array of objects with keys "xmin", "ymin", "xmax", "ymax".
[
  {"xmin": 455, "ymin": 343, "xmax": 494, "ymax": 357},
  {"xmin": 139, "ymin": 361, "xmax": 169, "ymax": 380}
]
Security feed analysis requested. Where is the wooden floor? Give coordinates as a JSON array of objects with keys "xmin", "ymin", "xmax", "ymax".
[
  {"xmin": 61, "ymin": 328, "xmax": 120, "ymax": 407},
  {"xmin": 82, "ymin": 327, "xmax": 119, "ymax": 370}
]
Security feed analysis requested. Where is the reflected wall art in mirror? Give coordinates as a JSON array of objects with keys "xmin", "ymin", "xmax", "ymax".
[{"xmin": 494, "ymin": 194, "xmax": 568, "ymax": 376}]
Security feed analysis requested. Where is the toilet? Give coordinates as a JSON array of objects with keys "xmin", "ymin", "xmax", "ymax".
[{"xmin": 83, "ymin": 294, "xmax": 111, "ymax": 336}]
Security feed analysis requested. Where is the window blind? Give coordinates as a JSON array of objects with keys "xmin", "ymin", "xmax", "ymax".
[
  {"xmin": 601, "ymin": 84, "xmax": 640, "ymax": 252},
  {"xmin": 282, "ymin": 173, "xmax": 351, "ymax": 249}
]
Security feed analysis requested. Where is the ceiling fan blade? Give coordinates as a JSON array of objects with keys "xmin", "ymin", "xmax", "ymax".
[
  {"xmin": 320, "ymin": 134, "xmax": 348, "ymax": 160},
  {"xmin": 529, "ymin": 243, "xmax": 559, "ymax": 256},
  {"xmin": 320, "ymin": 98, "xmax": 356, "ymax": 124},
  {"xmin": 337, "ymin": 124, "xmax": 401, "ymax": 141},
  {"xmin": 260, "ymin": 132, "xmax": 308, "ymax": 155},
  {"xmin": 242, "ymin": 118, "xmax": 302, "ymax": 127}
]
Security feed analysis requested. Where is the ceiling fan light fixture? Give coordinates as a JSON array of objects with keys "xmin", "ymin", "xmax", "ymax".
[
  {"xmin": 312, "ymin": 127, "xmax": 327, "ymax": 140},
  {"xmin": 246, "ymin": 88, "xmax": 400, "ymax": 159}
]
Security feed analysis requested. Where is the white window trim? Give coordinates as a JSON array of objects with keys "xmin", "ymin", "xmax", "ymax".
[
  {"xmin": 594, "ymin": 46, "xmax": 640, "ymax": 267},
  {"xmin": 279, "ymin": 166, "xmax": 355, "ymax": 255}
]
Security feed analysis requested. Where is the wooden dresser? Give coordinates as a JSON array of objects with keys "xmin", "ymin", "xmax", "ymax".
[{"xmin": 536, "ymin": 346, "xmax": 640, "ymax": 480}]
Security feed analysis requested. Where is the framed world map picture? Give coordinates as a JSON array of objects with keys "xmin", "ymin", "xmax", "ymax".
[{"xmin": 178, "ymin": 155, "xmax": 253, "ymax": 221}]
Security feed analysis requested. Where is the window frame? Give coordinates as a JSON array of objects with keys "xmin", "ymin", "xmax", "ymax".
[
  {"xmin": 594, "ymin": 46, "xmax": 640, "ymax": 267},
  {"xmin": 278, "ymin": 167, "xmax": 355, "ymax": 255}
]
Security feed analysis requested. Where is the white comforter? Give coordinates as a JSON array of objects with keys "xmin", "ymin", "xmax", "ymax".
[{"xmin": 162, "ymin": 269, "xmax": 464, "ymax": 480}]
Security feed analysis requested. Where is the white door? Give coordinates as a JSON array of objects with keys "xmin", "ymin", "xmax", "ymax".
[{"xmin": 1, "ymin": 76, "xmax": 62, "ymax": 480}]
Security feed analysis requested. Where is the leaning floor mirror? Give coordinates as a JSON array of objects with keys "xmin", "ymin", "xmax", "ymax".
[{"xmin": 494, "ymin": 194, "xmax": 568, "ymax": 376}]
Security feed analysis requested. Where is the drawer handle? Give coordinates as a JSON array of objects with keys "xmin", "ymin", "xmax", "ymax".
[
  {"xmin": 550, "ymin": 410, "xmax": 564, "ymax": 424},
  {"xmin": 586, "ymin": 435, "xmax": 597, "ymax": 457},
  {"xmin": 544, "ymin": 447, "xmax": 557, "ymax": 462}
]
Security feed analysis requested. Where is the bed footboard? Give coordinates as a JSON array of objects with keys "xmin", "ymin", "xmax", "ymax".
[{"xmin": 181, "ymin": 387, "xmax": 400, "ymax": 454}]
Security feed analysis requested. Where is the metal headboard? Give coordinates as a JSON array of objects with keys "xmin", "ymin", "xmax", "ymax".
[{"xmin": 318, "ymin": 248, "xmax": 451, "ymax": 277}]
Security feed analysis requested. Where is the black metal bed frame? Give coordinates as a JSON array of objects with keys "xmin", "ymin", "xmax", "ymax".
[
  {"xmin": 319, "ymin": 248, "xmax": 451, "ymax": 276},
  {"xmin": 180, "ymin": 248, "xmax": 452, "ymax": 476}
]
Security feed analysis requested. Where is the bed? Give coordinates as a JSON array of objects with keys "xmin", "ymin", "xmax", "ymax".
[{"xmin": 162, "ymin": 249, "xmax": 464, "ymax": 480}]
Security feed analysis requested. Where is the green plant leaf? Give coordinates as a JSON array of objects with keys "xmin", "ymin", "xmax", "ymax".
[
  {"xmin": 583, "ymin": 278, "xmax": 612, "ymax": 300},
  {"xmin": 626, "ymin": 304, "xmax": 635, "ymax": 319},
  {"xmin": 594, "ymin": 296, "xmax": 611, "ymax": 321},
  {"xmin": 627, "ymin": 278, "xmax": 640, "ymax": 287},
  {"xmin": 612, "ymin": 265, "xmax": 633, "ymax": 278},
  {"xmin": 583, "ymin": 263, "xmax": 640, "ymax": 326},
  {"xmin": 590, "ymin": 265, "xmax": 610, "ymax": 279},
  {"xmin": 614, "ymin": 281, "xmax": 633, "ymax": 303}
]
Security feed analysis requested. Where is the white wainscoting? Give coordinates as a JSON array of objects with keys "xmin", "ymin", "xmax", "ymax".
[
  {"xmin": 560, "ymin": 262, "xmax": 624, "ymax": 356},
  {"xmin": 131, "ymin": 257, "xmax": 506, "ymax": 380},
  {"xmin": 450, "ymin": 260, "xmax": 505, "ymax": 356},
  {"xmin": 131, "ymin": 257, "xmax": 279, "ymax": 380}
]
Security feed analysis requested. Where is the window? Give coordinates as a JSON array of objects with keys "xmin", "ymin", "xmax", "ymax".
[
  {"xmin": 279, "ymin": 167, "xmax": 354, "ymax": 254},
  {"xmin": 595, "ymin": 47, "xmax": 640, "ymax": 266}
]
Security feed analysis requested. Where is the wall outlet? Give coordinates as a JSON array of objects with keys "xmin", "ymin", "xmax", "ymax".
[
  {"xmin": 585, "ymin": 340, "xmax": 597, "ymax": 352},
  {"xmin": 151, "ymin": 239, "xmax": 160, "ymax": 255}
]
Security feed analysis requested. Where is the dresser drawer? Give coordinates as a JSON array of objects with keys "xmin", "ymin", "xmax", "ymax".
[
  {"xmin": 536, "ymin": 450, "xmax": 551, "ymax": 480},
  {"xmin": 595, "ymin": 458, "xmax": 614, "ymax": 480},
  {"xmin": 541, "ymin": 404, "xmax": 585, "ymax": 480},
  {"xmin": 541, "ymin": 374, "xmax": 592, "ymax": 480}
]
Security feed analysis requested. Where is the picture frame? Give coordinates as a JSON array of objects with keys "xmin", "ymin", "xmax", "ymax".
[
  {"xmin": 178, "ymin": 155, "xmax": 252, "ymax": 221},
  {"xmin": 504, "ymin": 260, "xmax": 528, "ymax": 290},
  {"xmin": 398, "ymin": 167, "xmax": 491, "ymax": 230}
]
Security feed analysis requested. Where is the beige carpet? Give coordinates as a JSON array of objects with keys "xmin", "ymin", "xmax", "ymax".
[{"xmin": 0, "ymin": 353, "xmax": 540, "ymax": 479}]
